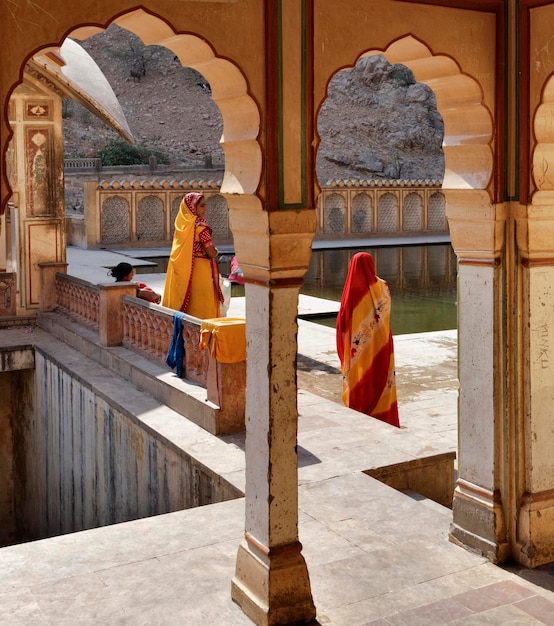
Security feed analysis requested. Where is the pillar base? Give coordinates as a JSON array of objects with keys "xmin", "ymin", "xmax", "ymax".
[
  {"xmin": 449, "ymin": 479, "xmax": 510, "ymax": 563},
  {"xmin": 516, "ymin": 490, "xmax": 554, "ymax": 568},
  {"xmin": 231, "ymin": 533, "xmax": 316, "ymax": 626}
]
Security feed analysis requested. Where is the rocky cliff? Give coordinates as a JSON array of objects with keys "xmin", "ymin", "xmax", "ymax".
[{"xmin": 63, "ymin": 25, "xmax": 444, "ymax": 183}]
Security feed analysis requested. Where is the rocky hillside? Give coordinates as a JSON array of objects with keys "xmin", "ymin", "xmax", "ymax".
[{"xmin": 63, "ymin": 25, "xmax": 444, "ymax": 183}]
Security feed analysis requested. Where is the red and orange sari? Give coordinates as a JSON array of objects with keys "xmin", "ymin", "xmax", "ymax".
[{"xmin": 336, "ymin": 252, "xmax": 400, "ymax": 427}]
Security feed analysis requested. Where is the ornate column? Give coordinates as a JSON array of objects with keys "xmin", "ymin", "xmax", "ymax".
[
  {"xmin": 8, "ymin": 79, "xmax": 65, "ymax": 316},
  {"xmin": 231, "ymin": 209, "xmax": 317, "ymax": 625},
  {"xmin": 514, "ymin": 200, "xmax": 554, "ymax": 567},
  {"xmin": 230, "ymin": 1, "xmax": 317, "ymax": 623},
  {"xmin": 446, "ymin": 190, "xmax": 511, "ymax": 563}
]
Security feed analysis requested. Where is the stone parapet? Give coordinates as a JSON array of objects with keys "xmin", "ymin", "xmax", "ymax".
[{"xmin": 43, "ymin": 272, "xmax": 245, "ymax": 435}]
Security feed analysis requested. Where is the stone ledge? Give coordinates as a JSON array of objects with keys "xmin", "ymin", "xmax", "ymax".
[
  {"xmin": 37, "ymin": 310, "xmax": 226, "ymax": 434},
  {"xmin": 364, "ymin": 452, "xmax": 456, "ymax": 507}
]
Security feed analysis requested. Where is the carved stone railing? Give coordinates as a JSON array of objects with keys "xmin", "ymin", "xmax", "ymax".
[
  {"xmin": 121, "ymin": 296, "xmax": 208, "ymax": 386},
  {"xmin": 39, "ymin": 265, "xmax": 245, "ymax": 434},
  {"xmin": 64, "ymin": 157, "xmax": 102, "ymax": 171},
  {"xmin": 55, "ymin": 272, "xmax": 100, "ymax": 329}
]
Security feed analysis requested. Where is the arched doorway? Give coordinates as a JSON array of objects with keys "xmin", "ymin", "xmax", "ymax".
[{"xmin": 2, "ymin": 7, "xmax": 262, "ymax": 314}]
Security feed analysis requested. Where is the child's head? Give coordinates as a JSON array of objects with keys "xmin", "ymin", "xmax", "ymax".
[{"xmin": 109, "ymin": 262, "xmax": 134, "ymax": 282}]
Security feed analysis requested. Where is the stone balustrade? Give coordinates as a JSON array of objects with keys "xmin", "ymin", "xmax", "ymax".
[
  {"xmin": 81, "ymin": 178, "xmax": 230, "ymax": 249},
  {"xmin": 121, "ymin": 296, "xmax": 208, "ymax": 386},
  {"xmin": 40, "ymin": 265, "xmax": 245, "ymax": 433},
  {"xmin": 318, "ymin": 179, "xmax": 447, "ymax": 236},
  {"xmin": 55, "ymin": 272, "xmax": 100, "ymax": 328}
]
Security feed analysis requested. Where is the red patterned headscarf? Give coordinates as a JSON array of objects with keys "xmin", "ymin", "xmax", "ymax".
[
  {"xmin": 184, "ymin": 192, "xmax": 210, "ymax": 229},
  {"xmin": 184, "ymin": 192, "xmax": 204, "ymax": 215}
]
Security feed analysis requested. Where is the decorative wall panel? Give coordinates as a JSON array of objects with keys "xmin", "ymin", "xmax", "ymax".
[
  {"xmin": 101, "ymin": 196, "xmax": 130, "ymax": 243},
  {"xmin": 137, "ymin": 195, "xmax": 164, "ymax": 241}
]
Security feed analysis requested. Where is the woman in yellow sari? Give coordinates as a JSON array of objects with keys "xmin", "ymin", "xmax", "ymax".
[
  {"xmin": 336, "ymin": 252, "xmax": 400, "ymax": 427},
  {"xmin": 162, "ymin": 192, "xmax": 223, "ymax": 318}
]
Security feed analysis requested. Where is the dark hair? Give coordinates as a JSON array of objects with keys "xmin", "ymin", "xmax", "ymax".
[{"xmin": 109, "ymin": 262, "xmax": 133, "ymax": 281}]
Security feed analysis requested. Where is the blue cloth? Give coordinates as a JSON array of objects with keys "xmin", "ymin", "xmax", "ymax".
[{"xmin": 166, "ymin": 311, "xmax": 186, "ymax": 377}]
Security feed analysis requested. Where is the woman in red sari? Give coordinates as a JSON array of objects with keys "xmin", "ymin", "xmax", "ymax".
[{"xmin": 336, "ymin": 252, "xmax": 400, "ymax": 427}]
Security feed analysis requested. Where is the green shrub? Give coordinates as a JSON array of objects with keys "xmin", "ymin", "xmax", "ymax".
[{"xmin": 96, "ymin": 139, "xmax": 170, "ymax": 166}]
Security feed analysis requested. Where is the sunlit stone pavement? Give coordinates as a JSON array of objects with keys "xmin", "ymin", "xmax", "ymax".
[{"xmin": 0, "ymin": 248, "xmax": 550, "ymax": 625}]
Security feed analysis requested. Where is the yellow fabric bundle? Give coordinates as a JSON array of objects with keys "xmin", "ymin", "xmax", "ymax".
[{"xmin": 200, "ymin": 317, "xmax": 246, "ymax": 363}]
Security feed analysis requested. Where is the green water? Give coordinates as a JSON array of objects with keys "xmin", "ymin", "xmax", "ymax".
[
  {"xmin": 300, "ymin": 244, "xmax": 457, "ymax": 335},
  {"xmin": 308, "ymin": 293, "xmax": 457, "ymax": 336},
  {"xmin": 138, "ymin": 244, "xmax": 458, "ymax": 336}
]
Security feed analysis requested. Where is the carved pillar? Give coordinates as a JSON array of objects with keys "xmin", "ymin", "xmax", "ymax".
[
  {"xmin": 231, "ymin": 209, "xmax": 317, "ymax": 625},
  {"xmin": 229, "ymin": 2, "xmax": 317, "ymax": 622},
  {"xmin": 446, "ymin": 190, "xmax": 511, "ymax": 563},
  {"xmin": 8, "ymin": 80, "xmax": 66, "ymax": 315},
  {"xmin": 513, "ymin": 200, "xmax": 554, "ymax": 567},
  {"xmin": 84, "ymin": 181, "xmax": 100, "ymax": 248}
]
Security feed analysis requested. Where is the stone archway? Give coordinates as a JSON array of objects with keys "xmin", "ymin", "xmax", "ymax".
[
  {"xmin": 2, "ymin": 7, "xmax": 262, "ymax": 211},
  {"xmin": 532, "ymin": 75, "xmax": 554, "ymax": 196},
  {"xmin": 317, "ymin": 33, "xmax": 510, "ymax": 565},
  {"xmin": 317, "ymin": 35, "xmax": 493, "ymax": 196},
  {"xmin": 2, "ymin": 7, "xmax": 263, "ymax": 314},
  {"xmin": 378, "ymin": 36, "xmax": 493, "ymax": 193},
  {"xmin": 317, "ymin": 33, "xmax": 496, "ymax": 251},
  {"xmin": 1, "ymin": 7, "xmax": 318, "ymax": 622},
  {"xmin": 71, "ymin": 9, "xmax": 262, "ymax": 196}
]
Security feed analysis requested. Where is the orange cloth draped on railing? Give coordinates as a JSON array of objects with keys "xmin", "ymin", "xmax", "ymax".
[
  {"xmin": 336, "ymin": 252, "xmax": 399, "ymax": 427},
  {"xmin": 200, "ymin": 317, "xmax": 246, "ymax": 363}
]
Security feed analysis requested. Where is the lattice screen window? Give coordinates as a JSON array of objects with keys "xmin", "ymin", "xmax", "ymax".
[
  {"xmin": 351, "ymin": 193, "xmax": 372, "ymax": 233},
  {"xmin": 377, "ymin": 193, "xmax": 399, "ymax": 232},
  {"xmin": 403, "ymin": 192, "xmax": 422, "ymax": 231},
  {"xmin": 101, "ymin": 196, "xmax": 130, "ymax": 243},
  {"xmin": 137, "ymin": 196, "xmax": 164, "ymax": 241},
  {"xmin": 324, "ymin": 193, "xmax": 345, "ymax": 234},
  {"xmin": 428, "ymin": 192, "xmax": 447, "ymax": 230},
  {"xmin": 169, "ymin": 196, "xmax": 182, "ymax": 239},
  {"xmin": 207, "ymin": 194, "xmax": 229, "ymax": 239}
]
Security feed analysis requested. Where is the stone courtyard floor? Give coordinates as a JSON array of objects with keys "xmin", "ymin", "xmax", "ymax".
[{"xmin": 0, "ymin": 248, "xmax": 553, "ymax": 624}]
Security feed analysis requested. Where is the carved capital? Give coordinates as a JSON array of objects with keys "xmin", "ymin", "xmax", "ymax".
[
  {"xmin": 230, "ymin": 205, "xmax": 317, "ymax": 284},
  {"xmin": 516, "ymin": 196, "xmax": 554, "ymax": 265},
  {"xmin": 445, "ymin": 190, "xmax": 506, "ymax": 262}
]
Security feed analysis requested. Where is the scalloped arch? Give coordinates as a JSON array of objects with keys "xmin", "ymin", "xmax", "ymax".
[
  {"xmin": 70, "ymin": 8, "xmax": 261, "ymax": 197},
  {"xmin": 532, "ymin": 73, "xmax": 554, "ymax": 199},
  {"xmin": 331, "ymin": 36, "xmax": 494, "ymax": 193}
]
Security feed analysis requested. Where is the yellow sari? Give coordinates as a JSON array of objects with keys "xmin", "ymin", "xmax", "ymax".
[{"xmin": 162, "ymin": 194, "xmax": 221, "ymax": 318}]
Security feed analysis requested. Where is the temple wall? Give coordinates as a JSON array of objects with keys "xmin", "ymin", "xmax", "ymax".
[
  {"xmin": 5, "ymin": 348, "xmax": 241, "ymax": 546},
  {"xmin": 66, "ymin": 177, "xmax": 446, "ymax": 249}
]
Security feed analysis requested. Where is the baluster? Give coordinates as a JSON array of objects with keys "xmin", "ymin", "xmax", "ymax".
[
  {"xmin": 139, "ymin": 310, "xmax": 148, "ymax": 351},
  {"xmin": 85, "ymin": 288, "xmax": 92, "ymax": 323},
  {"xmin": 146, "ymin": 310, "xmax": 155, "ymax": 355},
  {"xmin": 130, "ymin": 314, "xmax": 139, "ymax": 347},
  {"xmin": 93, "ymin": 293, "xmax": 100, "ymax": 325},
  {"xmin": 151, "ymin": 316, "xmax": 160, "ymax": 357},
  {"xmin": 122, "ymin": 302, "xmax": 130, "ymax": 344}
]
